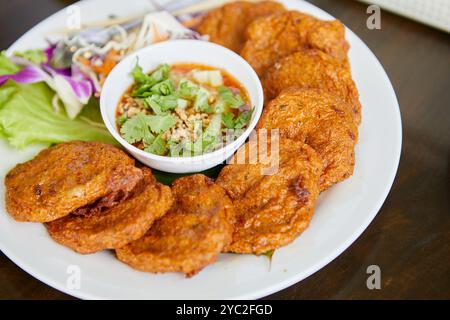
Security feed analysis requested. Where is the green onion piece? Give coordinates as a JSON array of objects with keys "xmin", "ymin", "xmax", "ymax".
[
  {"xmin": 117, "ymin": 113, "xmax": 128, "ymax": 126},
  {"xmin": 150, "ymin": 79, "xmax": 175, "ymax": 96}
]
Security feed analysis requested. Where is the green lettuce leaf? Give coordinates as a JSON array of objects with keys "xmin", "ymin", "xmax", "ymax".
[
  {"xmin": 14, "ymin": 49, "xmax": 47, "ymax": 65},
  {"xmin": 0, "ymin": 52, "xmax": 20, "ymax": 75},
  {"xmin": 0, "ymin": 52, "xmax": 116, "ymax": 148}
]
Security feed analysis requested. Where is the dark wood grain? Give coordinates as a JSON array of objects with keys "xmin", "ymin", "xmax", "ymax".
[{"xmin": 0, "ymin": 0, "xmax": 449, "ymax": 300}]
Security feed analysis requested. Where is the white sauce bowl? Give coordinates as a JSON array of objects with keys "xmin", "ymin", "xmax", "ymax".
[{"xmin": 100, "ymin": 39, "xmax": 264, "ymax": 173}]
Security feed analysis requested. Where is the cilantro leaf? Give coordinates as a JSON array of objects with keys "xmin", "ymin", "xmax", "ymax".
[
  {"xmin": 221, "ymin": 110, "xmax": 252, "ymax": 129},
  {"xmin": 142, "ymin": 133, "xmax": 155, "ymax": 146},
  {"xmin": 234, "ymin": 110, "xmax": 252, "ymax": 129},
  {"xmin": 222, "ymin": 112, "xmax": 235, "ymax": 129},
  {"xmin": 131, "ymin": 83, "xmax": 154, "ymax": 97},
  {"xmin": 145, "ymin": 97, "xmax": 165, "ymax": 115},
  {"xmin": 130, "ymin": 63, "xmax": 171, "ymax": 96},
  {"xmin": 145, "ymin": 95, "xmax": 178, "ymax": 114},
  {"xmin": 156, "ymin": 95, "xmax": 179, "ymax": 111},
  {"xmin": 120, "ymin": 112, "xmax": 153, "ymax": 144},
  {"xmin": 144, "ymin": 133, "xmax": 167, "ymax": 155},
  {"xmin": 178, "ymin": 79, "xmax": 199, "ymax": 99},
  {"xmin": 218, "ymin": 86, "xmax": 244, "ymax": 109},
  {"xmin": 120, "ymin": 112, "xmax": 174, "ymax": 147},
  {"xmin": 145, "ymin": 114, "xmax": 177, "ymax": 134},
  {"xmin": 130, "ymin": 61, "xmax": 148, "ymax": 83}
]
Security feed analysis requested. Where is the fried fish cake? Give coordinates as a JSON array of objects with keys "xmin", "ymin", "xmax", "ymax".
[
  {"xmin": 241, "ymin": 10, "xmax": 349, "ymax": 76},
  {"xmin": 116, "ymin": 174, "xmax": 234, "ymax": 277},
  {"xmin": 46, "ymin": 168, "xmax": 173, "ymax": 254},
  {"xmin": 256, "ymin": 88, "xmax": 358, "ymax": 191},
  {"xmin": 217, "ymin": 136, "xmax": 322, "ymax": 254},
  {"xmin": 5, "ymin": 141, "xmax": 143, "ymax": 222},
  {"xmin": 263, "ymin": 49, "xmax": 361, "ymax": 123},
  {"xmin": 197, "ymin": 1, "xmax": 285, "ymax": 53}
]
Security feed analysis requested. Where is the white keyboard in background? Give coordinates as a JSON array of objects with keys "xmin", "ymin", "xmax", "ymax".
[{"xmin": 357, "ymin": 0, "xmax": 450, "ymax": 33}]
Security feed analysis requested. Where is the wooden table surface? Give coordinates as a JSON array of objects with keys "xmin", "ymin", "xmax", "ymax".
[{"xmin": 0, "ymin": 0, "xmax": 449, "ymax": 300}]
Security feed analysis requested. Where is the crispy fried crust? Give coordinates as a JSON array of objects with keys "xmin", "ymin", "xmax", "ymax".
[
  {"xmin": 46, "ymin": 168, "xmax": 173, "ymax": 254},
  {"xmin": 263, "ymin": 49, "xmax": 361, "ymax": 123},
  {"xmin": 241, "ymin": 10, "xmax": 349, "ymax": 77},
  {"xmin": 5, "ymin": 141, "xmax": 143, "ymax": 222},
  {"xmin": 217, "ymin": 136, "xmax": 322, "ymax": 254},
  {"xmin": 116, "ymin": 174, "xmax": 234, "ymax": 277},
  {"xmin": 257, "ymin": 88, "xmax": 358, "ymax": 191},
  {"xmin": 197, "ymin": 1, "xmax": 285, "ymax": 53}
]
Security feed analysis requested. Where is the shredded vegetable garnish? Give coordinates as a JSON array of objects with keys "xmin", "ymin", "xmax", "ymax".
[
  {"xmin": 61, "ymin": 11, "xmax": 205, "ymax": 99},
  {"xmin": 0, "ymin": 2, "xmax": 212, "ymax": 149}
]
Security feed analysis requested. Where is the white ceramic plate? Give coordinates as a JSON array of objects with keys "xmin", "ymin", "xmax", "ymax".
[{"xmin": 0, "ymin": 0, "xmax": 402, "ymax": 299}]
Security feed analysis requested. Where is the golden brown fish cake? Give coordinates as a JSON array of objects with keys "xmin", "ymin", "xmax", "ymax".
[
  {"xmin": 197, "ymin": 1, "xmax": 285, "ymax": 53},
  {"xmin": 116, "ymin": 174, "xmax": 234, "ymax": 277},
  {"xmin": 256, "ymin": 88, "xmax": 358, "ymax": 191},
  {"xmin": 46, "ymin": 168, "xmax": 173, "ymax": 254},
  {"xmin": 263, "ymin": 49, "xmax": 361, "ymax": 123},
  {"xmin": 241, "ymin": 10, "xmax": 349, "ymax": 77},
  {"xmin": 5, "ymin": 141, "xmax": 142, "ymax": 222},
  {"xmin": 217, "ymin": 136, "xmax": 322, "ymax": 254}
]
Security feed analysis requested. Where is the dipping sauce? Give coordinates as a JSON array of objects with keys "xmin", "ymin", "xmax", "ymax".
[{"xmin": 116, "ymin": 63, "xmax": 252, "ymax": 156}]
